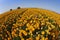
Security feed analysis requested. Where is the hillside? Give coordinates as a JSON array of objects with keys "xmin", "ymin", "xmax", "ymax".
[{"xmin": 0, "ymin": 8, "xmax": 60, "ymax": 40}]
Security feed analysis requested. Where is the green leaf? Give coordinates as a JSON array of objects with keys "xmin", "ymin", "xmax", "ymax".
[
  {"xmin": 49, "ymin": 19, "xmax": 54, "ymax": 23},
  {"xmin": 13, "ymin": 36, "xmax": 21, "ymax": 40},
  {"xmin": 21, "ymin": 24, "xmax": 27, "ymax": 30},
  {"xmin": 0, "ymin": 37, "xmax": 2, "ymax": 40}
]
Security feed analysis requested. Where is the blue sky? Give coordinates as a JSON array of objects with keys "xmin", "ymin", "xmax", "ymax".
[{"xmin": 0, "ymin": 0, "xmax": 60, "ymax": 14}]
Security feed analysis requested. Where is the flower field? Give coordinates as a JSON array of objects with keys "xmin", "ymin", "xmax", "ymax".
[{"xmin": 0, "ymin": 8, "xmax": 60, "ymax": 40}]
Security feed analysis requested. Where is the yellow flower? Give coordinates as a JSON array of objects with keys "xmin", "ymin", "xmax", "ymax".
[
  {"xmin": 23, "ymin": 31, "xmax": 27, "ymax": 36},
  {"xmin": 14, "ymin": 34, "xmax": 17, "ymax": 37},
  {"xmin": 26, "ymin": 38, "xmax": 32, "ymax": 40},
  {"xmin": 21, "ymin": 38, "xmax": 24, "ymax": 40},
  {"xmin": 41, "ymin": 37, "xmax": 45, "ymax": 40},
  {"xmin": 45, "ymin": 30, "xmax": 50, "ymax": 34},
  {"xmin": 26, "ymin": 23, "xmax": 30, "ymax": 27},
  {"xmin": 36, "ymin": 36, "xmax": 40, "ymax": 40},
  {"xmin": 34, "ymin": 23, "xmax": 39, "ymax": 29},
  {"xmin": 28, "ymin": 25, "xmax": 35, "ymax": 33},
  {"xmin": 26, "ymin": 28, "xmax": 28, "ymax": 30},
  {"xmin": 12, "ymin": 31, "xmax": 15, "ymax": 37},
  {"xmin": 53, "ymin": 34, "xmax": 55, "ymax": 37},
  {"xmin": 51, "ymin": 25, "xmax": 55, "ymax": 29},
  {"xmin": 48, "ymin": 26, "xmax": 52, "ymax": 30},
  {"xmin": 8, "ymin": 37, "xmax": 10, "ymax": 40},
  {"xmin": 47, "ymin": 22, "xmax": 50, "ymax": 24},
  {"xmin": 30, "ymin": 20, "xmax": 33, "ymax": 23},
  {"xmin": 41, "ymin": 23, "xmax": 45, "ymax": 25},
  {"xmin": 20, "ymin": 30, "xmax": 27, "ymax": 36},
  {"xmin": 45, "ymin": 37, "xmax": 48, "ymax": 40},
  {"xmin": 41, "ymin": 31, "xmax": 45, "ymax": 35},
  {"xmin": 36, "ymin": 34, "xmax": 40, "ymax": 40},
  {"xmin": 14, "ymin": 29, "xmax": 16, "ymax": 32}
]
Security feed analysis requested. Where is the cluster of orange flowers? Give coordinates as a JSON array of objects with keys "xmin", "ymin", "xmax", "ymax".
[{"xmin": 0, "ymin": 8, "xmax": 60, "ymax": 40}]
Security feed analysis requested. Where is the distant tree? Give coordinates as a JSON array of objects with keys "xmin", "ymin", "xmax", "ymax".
[
  {"xmin": 17, "ymin": 7, "xmax": 21, "ymax": 9},
  {"xmin": 10, "ymin": 9, "xmax": 12, "ymax": 11}
]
